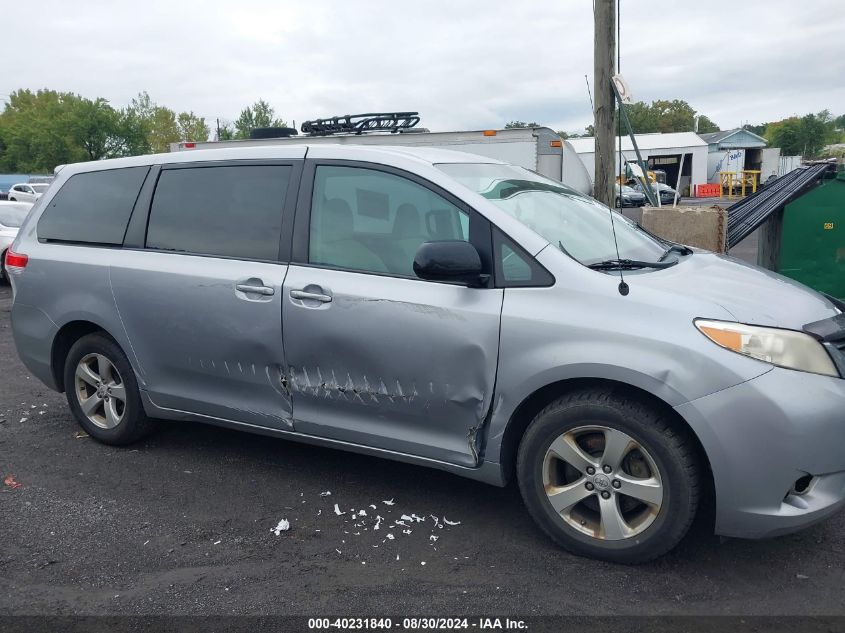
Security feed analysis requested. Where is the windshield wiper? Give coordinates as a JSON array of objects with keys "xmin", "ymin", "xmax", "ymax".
[
  {"xmin": 587, "ymin": 258, "xmax": 679, "ymax": 271},
  {"xmin": 658, "ymin": 244, "xmax": 692, "ymax": 262}
]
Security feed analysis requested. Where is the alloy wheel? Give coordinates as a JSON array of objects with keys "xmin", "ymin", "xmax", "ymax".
[
  {"xmin": 74, "ymin": 353, "xmax": 127, "ymax": 429},
  {"xmin": 542, "ymin": 425, "xmax": 663, "ymax": 540}
]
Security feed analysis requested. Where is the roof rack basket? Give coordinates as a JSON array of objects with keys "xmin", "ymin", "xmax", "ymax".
[{"xmin": 301, "ymin": 112, "xmax": 420, "ymax": 136}]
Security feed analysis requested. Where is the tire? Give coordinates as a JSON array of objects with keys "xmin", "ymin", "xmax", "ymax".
[
  {"xmin": 0, "ymin": 250, "xmax": 7, "ymax": 285},
  {"xmin": 8, "ymin": 197, "xmax": 15, "ymax": 202},
  {"xmin": 63, "ymin": 332, "xmax": 155, "ymax": 445},
  {"xmin": 517, "ymin": 389, "xmax": 699, "ymax": 563}
]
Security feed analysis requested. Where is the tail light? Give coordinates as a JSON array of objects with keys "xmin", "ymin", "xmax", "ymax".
[{"xmin": 5, "ymin": 249, "xmax": 28, "ymax": 271}]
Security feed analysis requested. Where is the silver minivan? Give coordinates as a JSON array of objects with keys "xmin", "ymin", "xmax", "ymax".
[{"xmin": 7, "ymin": 145, "xmax": 845, "ymax": 563}]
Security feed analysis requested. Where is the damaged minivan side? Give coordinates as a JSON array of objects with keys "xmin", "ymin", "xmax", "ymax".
[{"xmin": 8, "ymin": 144, "xmax": 845, "ymax": 563}]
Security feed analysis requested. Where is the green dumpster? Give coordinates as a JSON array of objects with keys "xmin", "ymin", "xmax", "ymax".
[{"xmin": 778, "ymin": 168, "xmax": 845, "ymax": 301}]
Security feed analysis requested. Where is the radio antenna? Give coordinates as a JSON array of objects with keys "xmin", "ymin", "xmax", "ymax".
[{"xmin": 613, "ymin": 0, "xmax": 628, "ymax": 296}]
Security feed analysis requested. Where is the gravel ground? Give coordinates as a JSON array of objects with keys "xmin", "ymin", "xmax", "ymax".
[{"xmin": 1, "ymin": 283, "xmax": 844, "ymax": 617}]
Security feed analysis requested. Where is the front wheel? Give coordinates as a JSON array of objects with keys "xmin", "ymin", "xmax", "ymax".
[
  {"xmin": 64, "ymin": 332, "xmax": 155, "ymax": 445},
  {"xmin": 517, "ymin": 389, "xmax": 699, "ymax": 563}
]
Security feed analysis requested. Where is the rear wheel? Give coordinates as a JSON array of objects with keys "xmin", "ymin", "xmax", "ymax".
[
  {"xmin": 0, "ymin": 250, "xmax": 7, "ymax": 285},
  {"xmin": 517, "ymin": 389, "xmax": 699, "ymax": 563},
  {"xmin": 63, "ymin": 333, "xmax": 155, "ymax": 445}
]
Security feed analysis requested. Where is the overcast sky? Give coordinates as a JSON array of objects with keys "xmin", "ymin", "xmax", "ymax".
[{"xmin": 3, "ymin": 0, "xmax": 844, "ymax": 135}]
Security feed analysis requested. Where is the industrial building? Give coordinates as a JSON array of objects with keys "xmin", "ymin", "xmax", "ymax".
[
  {"xmin": 568, "ymin": 129, "xmax": 804, "ymax": 197},
  {"xmin": 567, "ymin": 132, "xmax": 710, "ymax": 196}
]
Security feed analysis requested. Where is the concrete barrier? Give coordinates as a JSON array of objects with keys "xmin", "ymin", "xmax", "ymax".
[{"xmin": 640, "ymin": 206, "xmax": 727, "ymax": 253}]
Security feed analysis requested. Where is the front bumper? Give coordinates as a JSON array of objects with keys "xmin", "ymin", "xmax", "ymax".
[{"xmin": 675, "ymin": 366, "xmax": 845, "ymax": 538}]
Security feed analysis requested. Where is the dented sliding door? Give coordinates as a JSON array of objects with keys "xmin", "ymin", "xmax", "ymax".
[{"xmin": 282, "ymin": 266, "xmax": 503, "ymax": 467}]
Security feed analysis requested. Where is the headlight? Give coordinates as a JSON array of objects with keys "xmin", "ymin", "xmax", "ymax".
[{"xmin": 695, "ymin": 319, "xmax": 839, "ymax": 377}]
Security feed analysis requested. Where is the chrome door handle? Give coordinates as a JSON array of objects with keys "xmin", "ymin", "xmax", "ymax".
[
  {"xmin": 236, "ymin": 283, "xmax": 275, "ymax": 296},
  {"xmin": 290, "ymin": 289, "xmax": 332, "ymax": 303}
]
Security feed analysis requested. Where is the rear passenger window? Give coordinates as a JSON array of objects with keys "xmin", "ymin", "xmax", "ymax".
[
  {"xmin": 37, "ymin": 167, "xmax": 148, "ymax": 245},
  {"xmin": 309, "ymin": 166, "xmax": 469, "ymax": 277},
  {"xmin": 146, "ymin": 165, "xmax": 290, "ymax": 260}
]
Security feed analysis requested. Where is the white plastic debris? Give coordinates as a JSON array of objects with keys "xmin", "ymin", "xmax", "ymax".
[
  {"xmin": 430, "ymin": 535, "xmax": 439, "ymax": 543},
  {"xmin": 369, "ymin": 504, "xmax": 377, "ymax": 509},
  {"xmin": 443, "ymin": 517, "xmax": 461, "ymax": 526},
  {"xmin": 336, "ymin": 549, "xmax": 342, "ymax": 554},
  {"xmin": 386, "ymin": 533, "xmax": 395, "ymax": 540},
  {"xmin": 334, "ymin": 504, "xmax": 345, "ymax": 516},
  {"xmin": 374, "ymin": 516, "xmax": 383, "ymax": 530},
  {"xmin": 358, "ymin": 509, "xmax": 367, "ymax": 517},
  {"xmin": 400, "ymin": 514, "xmax": 413, "ymax": 522},
  {"xmin": 411, "ymin": 513, "xmax": 425, "ymax": 523},
  {"xmin": 19, "ymin": 418, "xmax": 28, "ymax": 423},
  {"xmin": 402, "ymin": 529, "xmax": 412, "ymax": 535},
  {"xmin": 421, "ymin": 561, "xmax": 426, "ymax": 566},
  {"xmin": 213, "ymin": 540, "xmax": 222, "ymax": 545},
  {"xmin": 383, "ymin": 499, "xmax": 395, "ymax": 506},
  {"xmin": 270, "ymin": 519, "xmax": 290, "ymax": 535},
  {"xmin": 320, "ymin": 491, "xmax": 332, "ymax": 497}
]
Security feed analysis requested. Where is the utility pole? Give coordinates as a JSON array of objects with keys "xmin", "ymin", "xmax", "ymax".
[{"xmin": 593, "ymin": 0, "xmax": 616, "ymax": 207}]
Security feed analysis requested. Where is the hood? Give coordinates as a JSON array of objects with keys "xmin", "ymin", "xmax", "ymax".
[{"xmin": 634, "ymin": 252, "xmax": 840, "ymax": 328}]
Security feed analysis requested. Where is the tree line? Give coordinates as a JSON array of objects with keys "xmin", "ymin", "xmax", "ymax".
[
  {"xmin": 507, "ymin": 99, "xmax": 720, "ymax": 138},
  {"xmin": 0, "ymin": 89, "xmax": 286, "ymax": 173},
  {"xmin": 746, "ymin": 111, "xmax": 844, "ymax": 158}
]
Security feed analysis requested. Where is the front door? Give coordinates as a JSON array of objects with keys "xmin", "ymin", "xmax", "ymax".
[
  {"xmin": 112, "ymin": 161, "xmax": 300, "ymax": 430},
  {"xmin": 282, "ymin": 163, "xmax": 503, "ymax": 466}
]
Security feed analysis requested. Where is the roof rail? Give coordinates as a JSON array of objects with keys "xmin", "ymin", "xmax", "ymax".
[{"xmin": 301, "ymin": 112, "xmax": 421, "ymax": 136}]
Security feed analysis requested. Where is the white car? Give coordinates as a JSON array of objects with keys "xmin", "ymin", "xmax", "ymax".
[
  {"xmin": 0, "ymin": 201, "xmax": 32, "ymax": 283},
  {"xmin": 8, "ymin": 183, "xmax": 49, "ymax": 203}
]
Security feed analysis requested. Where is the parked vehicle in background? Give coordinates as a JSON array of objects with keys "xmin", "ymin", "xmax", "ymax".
[
  {"xmin": 8, "ymin": 183, "xmax": 49, "ymax": 203},
  {"xmin": 7, "ymin": 145, "xmax": 845, "ymax": 563},
  {"xmin": 631, "ymin": 180, "xmax": 677, "ymax": 205},
  {"xmin": 614, "ymin": 183, "xmax": 646, "ymax": 208},
  {"xmin": 0, "ymin": 201, "xmax": 32, "ymax": 283}
]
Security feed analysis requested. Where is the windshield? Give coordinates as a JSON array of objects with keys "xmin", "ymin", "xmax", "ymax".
[
  {"xmin": 31, "ymin": 184, "xmax": 49, "ymax": 193},
  {"xmin": 437, "ymin": 163, "xmax": 665, "ymax": 265},
  {"xmin": 0, "ymin": 203, "xmax": 30, "ymax": 228}
]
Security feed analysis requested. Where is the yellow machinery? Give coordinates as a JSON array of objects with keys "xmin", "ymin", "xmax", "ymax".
[{"xmin": 719, "ymin": 170, "xmax": 761, "ymax": 198}]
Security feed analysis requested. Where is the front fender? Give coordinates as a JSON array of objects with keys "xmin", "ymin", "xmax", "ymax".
[{"xmin": 482, "ymin": 280, "xmax": 773, "ymax": 466}]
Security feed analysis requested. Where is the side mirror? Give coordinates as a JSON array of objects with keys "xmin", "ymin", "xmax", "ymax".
[{"xmin": 413, "ymin": 240, "xmax": 487, "ymax": 287}]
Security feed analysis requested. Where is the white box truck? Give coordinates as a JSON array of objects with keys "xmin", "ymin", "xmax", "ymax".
[{"xmin": 169, "ymin": 114, "xmax": 592, "ymax": 195}]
